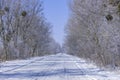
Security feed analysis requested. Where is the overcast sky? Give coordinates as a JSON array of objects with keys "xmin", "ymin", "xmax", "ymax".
[{"xmin": 43, "ymin": 0, "xmax": 69, "ymax": 45}]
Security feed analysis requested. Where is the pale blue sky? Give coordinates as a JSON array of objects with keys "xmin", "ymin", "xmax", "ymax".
[{"xmin": 43, "ymin": 0, "xmax": 69, "ymax": 45}]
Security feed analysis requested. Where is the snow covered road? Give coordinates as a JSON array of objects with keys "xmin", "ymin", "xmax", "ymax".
[{"xmin": 0, "ymin": 53, "xmax": 120, "ymax": 80}]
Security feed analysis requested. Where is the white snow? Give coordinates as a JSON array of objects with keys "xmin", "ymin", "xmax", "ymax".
[{"xmin": 0, "ymin": 53, "xmax": 120, "ymax": 80}]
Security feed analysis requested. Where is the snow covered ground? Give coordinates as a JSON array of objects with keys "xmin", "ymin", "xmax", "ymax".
[{"xmin": 0, "ymin": 53, "xmax": 120, "ymax": 80}]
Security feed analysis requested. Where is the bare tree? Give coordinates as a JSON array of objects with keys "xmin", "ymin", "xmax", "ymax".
[
  {"xmin": 65, "ymin": 0, "xmax": 120, "ymax": 69},
  {"xmin": 0, "ymin": 0, "xmax": 53, "ymax": 61}
]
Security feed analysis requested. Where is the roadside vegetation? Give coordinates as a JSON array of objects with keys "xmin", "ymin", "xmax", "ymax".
[{"xmin": 65, "ymin": 0, "xmax": 120, "ymax": 69}]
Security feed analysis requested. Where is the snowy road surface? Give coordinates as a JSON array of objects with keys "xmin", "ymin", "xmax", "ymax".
[{"xmin": 0, "ymin": 53, "xmax": 120, "ymax": 80}]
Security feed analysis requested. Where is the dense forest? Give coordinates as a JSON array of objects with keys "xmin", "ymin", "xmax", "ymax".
[{"xmin": 65, "ymin": 0, "xmax": 120, "ymax": 69}]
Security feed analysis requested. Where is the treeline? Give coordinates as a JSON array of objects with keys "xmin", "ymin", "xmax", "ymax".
[
  {"xmin": 0, "ymin": 0, "xmax": 60, "ymax": 61},
  {"xmin": 65, "ymin": 0, "xmax": 120, "ymax": 69}
]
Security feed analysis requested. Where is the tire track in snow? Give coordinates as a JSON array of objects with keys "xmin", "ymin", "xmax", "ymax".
[
  {"xmin": 42, "ymin": 55, "xmax": 68, "ymax": 80},
  {"xmin": 34, "ymin": 54, "xmax": 70, "ymax": 80},
  {"xmin": 30, "ymin": 56, "xmax": 61, "ymax": 80},
  {"xmin": 1, "ymin": 57, "xmax": 44, "ymax": 73},
  {"xmin": 74, "ymin": 59, "xmax": 107, "ymax": 80},
  {"xmin": 67, "ymin": 55, "xmax": 96, "ymax": 80}
]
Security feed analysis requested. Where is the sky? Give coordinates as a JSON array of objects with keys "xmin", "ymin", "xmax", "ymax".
[{"xmin": 43, "ymin": 0, "xmax": 69, "ymax": 45}]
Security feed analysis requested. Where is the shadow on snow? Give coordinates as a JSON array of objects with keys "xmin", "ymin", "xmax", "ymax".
[{"xmin": 0, "ymin": 68, "xmax": 107, "ymax": 78}]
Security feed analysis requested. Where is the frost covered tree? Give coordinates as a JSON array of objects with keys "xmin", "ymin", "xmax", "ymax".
[
  {"xmin": 65, "ymin": 0, "xmax": 120, "ymax": 68},
  {"xmin": 0, "ymin": 0, "xmax": 53, "ymax": 61}
]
